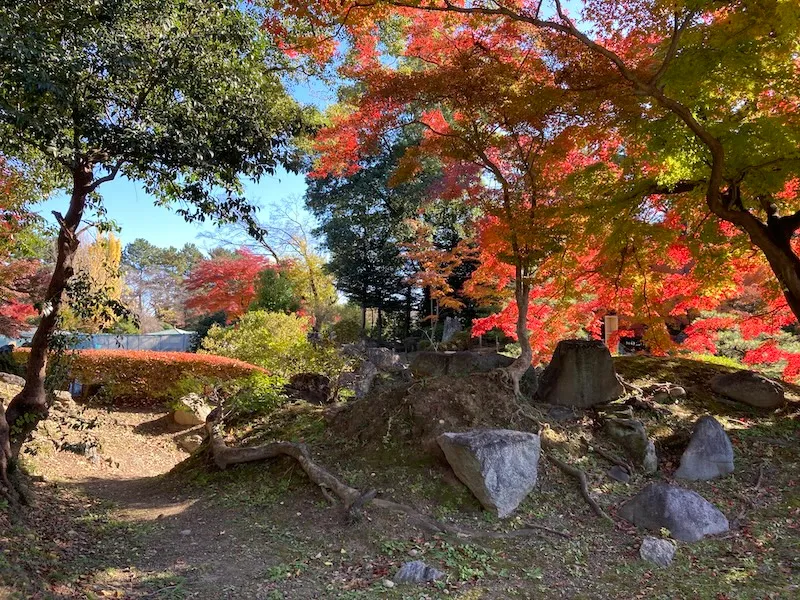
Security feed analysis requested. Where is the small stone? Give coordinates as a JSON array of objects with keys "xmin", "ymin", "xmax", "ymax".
[
  {"xmin": 669, "ymin": 386, "xmax": 687, "ymax": 399},
  {"xmin": 408, "ymin": 549, "xmax": 419, "ymax": 557},
  {"xmin": 393, "ymin": 560, "xmax": 445, "ymax": 584},
  {"xmin": 604, "ymin": 418, "xmax": 658, "ymax": 473},
  {"xmin": 547, "ymin": 405, "xmax": 577, "ymax": 422},
  {"xmin": 382, "ymin": 579, "xmax": 395, "ymax": 588},
  {"xmin": 180, "ymin": 529, "xmax": 192, "ymax": 536},
  {"xmin": 639, "ymin": 536, "xmax": 676, "ymax": 567},
  {"xmin": 607, "ymin": 465, "xmax": 631, "ymax": 483}
]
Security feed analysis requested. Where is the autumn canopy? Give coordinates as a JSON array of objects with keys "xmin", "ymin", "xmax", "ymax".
[{"xmin": 263, "ymin": 0, "xmax": 800, "ymax": 383}]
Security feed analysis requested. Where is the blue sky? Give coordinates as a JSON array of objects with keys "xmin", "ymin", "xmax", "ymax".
[{"xmin": 34, "ymin": 79, "xmax": 334, "ymax": 251}]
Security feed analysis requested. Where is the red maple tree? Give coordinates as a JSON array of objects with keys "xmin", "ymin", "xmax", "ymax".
[{"xmin": 185, "ymin": 249, "xmax": 272, "ymax": 320}]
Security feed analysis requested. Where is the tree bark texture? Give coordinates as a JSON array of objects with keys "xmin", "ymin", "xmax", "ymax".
[{"xmin": 2, "ymin": 165, "xmax": 91, "ymax": 489}]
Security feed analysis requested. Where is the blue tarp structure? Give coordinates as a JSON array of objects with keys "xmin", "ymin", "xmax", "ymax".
[{"xmin": 15, "ymin": 328, "xmax": 196, "ymax": 352}]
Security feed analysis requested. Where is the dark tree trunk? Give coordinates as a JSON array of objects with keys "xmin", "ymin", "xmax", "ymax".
[
  {"xmin": 507, "ymin": 266, "xmax": 532, "ymax": 398},
  {"xmin": 403, "ymin": 286, "xmax": 412, "ymax": 338},
  {"xmin": 1, "ymin": 165, "xmax": 91, "ymax": 491},
  {"xmin": 360, "ymin": 302, "xmax": 367, "ymax": 334},
  {"xmin": 376, "ymin": 304, "xmax": 383, "ymax": 340}
]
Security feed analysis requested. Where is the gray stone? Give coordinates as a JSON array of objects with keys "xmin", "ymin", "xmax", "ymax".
[
  {"xmin": 675, "ymin": 416, "xmax": 734, "ymax": 481},
  {"xmin": 0, "ymin": 372, "xmax": 25, "ymax": 387},
  {"xmin": 669, "ymin": 386, "xmax": 687, "ymax": 399},
  {"xmin": 172, "ymin": 393, "xmax": 212, "ymax": 426},
  {"xmin": 604, "ymin": 418, "xmax": 658, "ymax": 473},
  {"xmin": 437, "ymin": 429, "xmax": 541, "ymax": 518},
  {"xmin": 354, "ymin": 361, "xmax": 378, "ymax": 399},
  {"xmin": 618, "ymin": 482, "xmax": 729, "ymax": 542},
  {"xmin": 639, "ymin": 537, "xmax": 676, "ymax": 567},
  {"xmin": 365, "ymin": 347, "xmax": 403, "ymax": 372},
  {"xmin": 607, "ymin": 465, "xmax": 631, "ymax": 483},
  {"xmin": 547, "ymin": 405, "xmax": 577, "ymax": 422},
  {"xmin": 535, "ymin": 339, "xmax": 623, "ymax": 407},
  {"xmin": 441, "ymin": 316, "xmax": 462, "ymax": 343},
  {"xmin": 393, "ymin": 560, "xmax": 445, "ymax": 584},
  {"xmin": 710, "ymin": 370, "xmax": 785, "ymax": 409}
]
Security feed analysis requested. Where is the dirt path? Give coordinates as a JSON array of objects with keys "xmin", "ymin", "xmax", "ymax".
[{"xmin": 16, "ymin": 403, "xmax": 397, "ymax": 599}]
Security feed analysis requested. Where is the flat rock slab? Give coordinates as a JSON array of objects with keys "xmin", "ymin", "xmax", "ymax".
[
  {"xmin": 437, "ymin": 429, "xmax": 541, "ymax": 518},
  {"xmin": 710, "ymin": 370, "xmax": 785, "ymax": 409},
  {"xmin": 393, "ymin": 561, "xmax": 445, "ymax": 584},
  {"xmin": 640, "ymin": 537, "xmax": 676, "ymax": 567},
  {"xmin": 619, "ymin": 482, "xmax": 729, "ymax": 542},
  {"xmin": 675, "ymin": 416, "xmax": 734, "ymax": 481},
  {"xmin": 535, "ymin": 339, "xmax": 622, "ymax": 407}
]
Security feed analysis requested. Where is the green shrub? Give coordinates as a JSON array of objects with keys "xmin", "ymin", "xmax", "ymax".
[
  {"xmin": 200, "ymin": 310, "xmax": 349, "ymax": 380},
  {"xmin": 228, "ymin": 372, "xmax": 287, "ymax": 416},
  {"xmin": 330, "ymin": 304, "xmax": 362, "ymax": 344}
]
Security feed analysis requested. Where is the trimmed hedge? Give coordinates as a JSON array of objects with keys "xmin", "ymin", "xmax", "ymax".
[{"xmin": 12, "ymin": 348, "xmax": 265, "ymax": 400}]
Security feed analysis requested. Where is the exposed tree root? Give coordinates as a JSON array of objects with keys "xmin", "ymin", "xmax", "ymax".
[
  {"xmin": 205, "ymin": 417, "xmax": 565, "ymax": 541},
  {"xmin": 540, "ymin": 435, "xmax": 615, "ymax": 524},
  {"xmin": 544, "ymin": 451, "xmax": 614, "ymax": 524},
  {"xmin": 581, "ymin": 436, "xmax": 633, "ymax": 474}
]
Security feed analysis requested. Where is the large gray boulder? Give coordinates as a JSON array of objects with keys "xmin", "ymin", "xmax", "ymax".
[
  {"xmin": 437, "ymin": 429, "xmax": 541, "ymax": 518},
  {"xmin": 604, "ymin": 418, "xmax": 658, "ymax": 473},
  {"xmin": 535, "ymin": 339, "xmax": 623, "ymax": 407},
  {"xmin": 710, "ymin": 370, "xmax": 785, "ymax": 409},
  {"xmin": 675, "ymin": 416, "xmax": 734, "ymax": 481},
  {"xmin": 618, "ymin": 482, "xmax": 729, "ymax": 542}
]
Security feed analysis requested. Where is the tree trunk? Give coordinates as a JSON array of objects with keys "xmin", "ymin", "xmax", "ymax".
[
  {"xmin": 403, "ymin": 286, "xmax": 412, "ymax": 338},
  {"xmin": 507, "ymin": 266, "xmax": 532, "ymax": 398},
  {"xmin": 2, "ymin": 166, "xmax": 91, "ymax": 472},
  {"xmin": 360, "ymin": 302, "xmax": 367, "ymax": 335},
  {"xmin": 376, "ymin": 304, "xmax": 383, "ymax": 340}
]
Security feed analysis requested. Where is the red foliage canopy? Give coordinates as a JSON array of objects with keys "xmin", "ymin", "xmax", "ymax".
[{"xmin": 185, "ymin": 249, "xmax": 271, "ymax": 320}]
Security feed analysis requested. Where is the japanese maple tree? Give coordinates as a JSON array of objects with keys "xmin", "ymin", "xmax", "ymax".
[{"xmin": 185, "ymin": 249, "xmax": 272, "ymax": 320}]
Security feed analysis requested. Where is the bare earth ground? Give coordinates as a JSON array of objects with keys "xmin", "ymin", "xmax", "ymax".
[{"xmin": 1, "ymin": 356, "xmax": 800, "ymax": 599}]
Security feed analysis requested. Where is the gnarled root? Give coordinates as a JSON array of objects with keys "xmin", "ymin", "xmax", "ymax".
[
  {"xmin": 205, "ymin": 416, "xmax": 564, "ymax": 541},
  {"xmin": 541, "ymin": 436, "xmax": 614, "ymax": 524}
]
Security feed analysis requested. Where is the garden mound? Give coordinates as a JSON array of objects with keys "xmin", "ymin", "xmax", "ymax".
[{"xmin": 331, "ymin": 370, "xmax": 529, "ymax": 455}]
